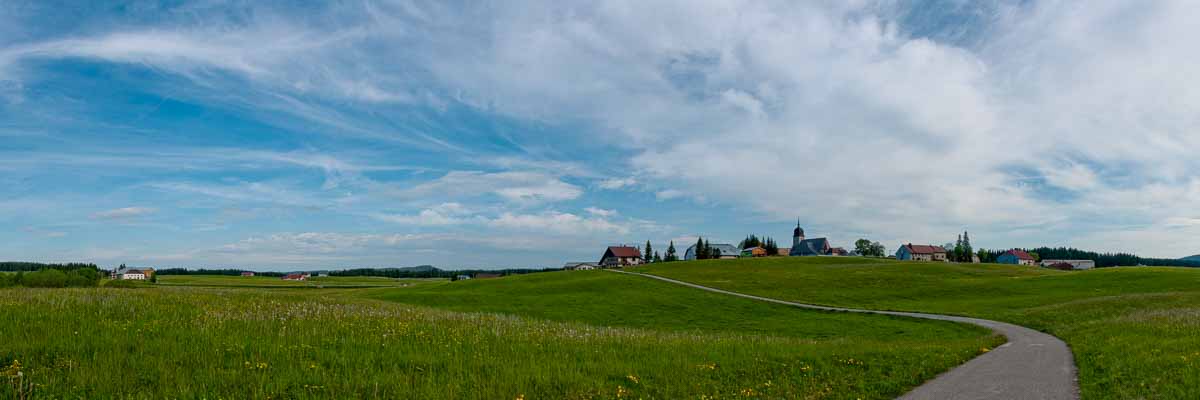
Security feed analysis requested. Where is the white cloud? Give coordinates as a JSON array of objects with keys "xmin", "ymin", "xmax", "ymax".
[
  {"xmin": 401, "ymin": 171, "xmax": 582, "ymax": 204},
  {"xmin": 372, "ymin": 203, "xmax": 475, "ymax": 226},
  {"xmin": 90, "ymin": 207, "xmax": 156, "ymax": 220},
  {"xmin": 654, "ymin": 189, "xmax": 684, "ymax": 201},
  {"xmin": 598, "ymin": 177, "xmax": 637, "ymax": 190},
  {"xmin": 488, "ymin": 211, "xmax": 630, "ymax": 235},
  {"xmin": 584, "ymin": 207, "xmax": 617, "ymax": 217}
]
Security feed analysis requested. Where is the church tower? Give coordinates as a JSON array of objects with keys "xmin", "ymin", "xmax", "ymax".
[{"xmin": 793, "ymin": 219, "xmax": 805, "ymax": 247}]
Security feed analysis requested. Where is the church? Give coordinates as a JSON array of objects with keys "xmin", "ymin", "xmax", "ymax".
[{"xmin": 789, "ymin": 221, "xmax": 833, "ymax": 256}]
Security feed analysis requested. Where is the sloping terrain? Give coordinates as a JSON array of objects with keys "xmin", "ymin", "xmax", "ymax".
[{"xmin": 639, "ymin": 257, "xmax": 1200, "ymax": 399}]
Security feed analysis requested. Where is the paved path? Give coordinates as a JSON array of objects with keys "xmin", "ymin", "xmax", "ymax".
[{"xmin": 610, "ymin": 270, "xmax": 1078, "ymax": 400}]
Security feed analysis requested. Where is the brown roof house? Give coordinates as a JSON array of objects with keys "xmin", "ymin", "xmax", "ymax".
[
  {"xmin": 896, "ymin": 244, "xmax": 948, "ymax": 262},
  {"xmin": 600, "ymin": 246, "xmax": 643, "ymax": 268}
]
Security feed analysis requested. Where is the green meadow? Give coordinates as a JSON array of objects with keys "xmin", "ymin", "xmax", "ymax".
[
  {"xmin": 156, "ymin": 274, "xmax": 427, "ymax": 288},
  {"xmin": 0, "ymin": 271, "xmax": 999, "ymax": 399},
  {"xmin": 638, "ymin": 257, "xmax": 1200, "ymax": 399}
]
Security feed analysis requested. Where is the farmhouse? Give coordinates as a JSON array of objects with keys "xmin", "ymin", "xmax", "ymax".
[
  {"xmin": 684, "ymin": 243, "xmax": 740, "ymax": 260},
  {"xmin": 240, "ymin": 271, "xmax": 255, "ymax": 277},
  {"xmin": 282, "ymin": 273, "xmax": 310, "ymax": 281},
  {"xmin": 563, "ymin": 262, "xmax": 599, "ymax": 271},
  {"xmin": 600, "ymin": 246, "xmax": 644, "ymax": 267},
  {"xmin": 121, "ymin": 269, "xmax": 147, "ymax": 280},
  {"xmin": 741, "ymin": 246, "xmax": 767, "ymax": 257},
  {"xmin": 997, "ymin": 250, "xmax": 1036, "ymax": 266},
  {"xmin": 896, "ymin": 244, "xmax": 948, "ymax": 261},
  {"xmin": 1041, "ymin": 259, "xmax": 1095, "ymax": 270},
  {"xmin": 789, "ymin": 222, "xmax": 834, "ymax": 256}
]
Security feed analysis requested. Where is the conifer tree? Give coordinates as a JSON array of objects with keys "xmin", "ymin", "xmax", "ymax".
[
  {"xmin": 644, "ymin": 240, "xmax": 653, "ymax": 263},
  {"xmin": 653, "ymin": 251, "xmax": 662, "ymax": 263},
  {"xmin": 962, "ymin": 231, "xmax": 973, "ymax": 262},
  {"xmin": 666, "ymin": 241, "xmax": 677, "ymax": 262}
]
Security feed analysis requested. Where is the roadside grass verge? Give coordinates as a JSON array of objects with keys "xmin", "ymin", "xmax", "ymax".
[{"xmin": 637, "ymin": 257, "xmax": 1200, "ymax": 399}]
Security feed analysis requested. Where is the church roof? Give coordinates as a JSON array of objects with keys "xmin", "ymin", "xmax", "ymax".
[{"xmin": 790, "ymin": 238, "xmax": 831, "ymax": 256}]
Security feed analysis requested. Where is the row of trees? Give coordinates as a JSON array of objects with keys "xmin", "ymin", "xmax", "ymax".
[
  {"xmin": 854, "ymin": 239, "xmax": 887, "ymax": 257},
  {"xmin": 0, "ymin": 268, "xmax": 101, "ymax": 288},
  {"xmin": 738, "ymin": 235, "xmax": 780, "ymax": 255},
  {"xmin": 0, "ymin": 262, "xmax": 100, "ymax": 273},
  {"xmin": 692, "ymin": 237, "xmax": 724, "ymax": 260},
  {"xmin": 642, "ymin": 240, "xmax": 680, "ymax": 263}
]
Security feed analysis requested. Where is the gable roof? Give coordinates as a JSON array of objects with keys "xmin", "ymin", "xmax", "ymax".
[
  {"xmin": 605, "ymin": 246, "xmax": 642, "ymax": 258},
  {"xmin": 1003, "ymin": 249, "xmax": 1034, "ymax": 260},
  {"xmin": 903, "ymin": 244, "xmax": 947, "ymax": 254},
  {"xmin": 791, "ymin": 238, "xmax": 831, "ymax": 256}
]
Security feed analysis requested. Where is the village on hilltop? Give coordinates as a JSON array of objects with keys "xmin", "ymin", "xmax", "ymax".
[{"xmin": 563, "ymin": 221, "xmax": 1097, "ymax": 271}]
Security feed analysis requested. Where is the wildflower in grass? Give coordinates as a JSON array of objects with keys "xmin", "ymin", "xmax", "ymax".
[
  {"xmin": 515, "ymin": 394, "xmax": 525, "ymax": 400},
  {"xmin": 981, "ymin": 347, "xmax": 991, "ymax": 353},
  {"xmin": 626, "ymin": 374, "xmax": 640, "ymax": 384}
]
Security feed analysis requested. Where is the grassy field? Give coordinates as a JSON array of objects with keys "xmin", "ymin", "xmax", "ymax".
[
  {"xmin": 637, "ymin": 257, "xmax": 1200, "ymax": 399},
  {"xmin": 157, "ymin": 274, "xmax": 430, "ymax": 288},
  {"xmin": 0, "ymin": 271, "xmax": 1001, "ymax": 399}
]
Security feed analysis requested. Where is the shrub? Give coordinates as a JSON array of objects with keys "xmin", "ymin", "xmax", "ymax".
[
  {"xmin": 22, "ymin": 269, "xmax": 68, "ymax": 288},
  {"xmin": 0, "ymin": 273, "xmax": 13, "ymax": 288}
]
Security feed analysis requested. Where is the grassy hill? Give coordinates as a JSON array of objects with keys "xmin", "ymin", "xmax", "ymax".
[
  {"xmin": 1, "ymin": 271, "xmax": 999, "ymax": 399},
  {"xmin": 157, "ymin": 274, "xmax": 430, "ymax": 288},
  {"xmin": 638, "ymin": 257, "xmax": 1200, "ymax": 399},
  {"xmin": 369, "ymin": 270, "xmax": 1001, "ymax": 398}
]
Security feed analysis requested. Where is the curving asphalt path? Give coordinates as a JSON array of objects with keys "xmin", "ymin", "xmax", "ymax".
[{"xmin": 610, "ymin": 270, "xmax": 1079, "ymax": 400}]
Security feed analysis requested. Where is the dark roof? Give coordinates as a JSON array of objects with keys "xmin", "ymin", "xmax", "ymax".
[
  {"xmin": 903, "ymin": 244, "xmax": 947, "ymax": 254},
  {"xmin": 1003, "ymin": 250, "xmax": 1034, "ymax": 260},
  {"xmin": 790, "ymin": 238, "xmax": 831, "ymax": 256},
  {"xmin": 605, "ymin": 246, "xmax": 642, "ymax": 258},
  {"xmin": 793, "ymin": 221, "xmax": 804, "ymax": 238}
]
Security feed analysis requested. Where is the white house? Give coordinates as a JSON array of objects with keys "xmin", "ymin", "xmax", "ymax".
[
  {"xmin": 1041, "ymin": 260, "xmax": 1096, "ymax": 270},
  {"xmin": 121, "ymin": 270, "xmax": 147, "ymax": 280}
]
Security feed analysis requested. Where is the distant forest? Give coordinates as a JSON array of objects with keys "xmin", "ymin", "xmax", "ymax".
[
  {"xmin": 0, "ymin": 262, "xmax": 100, "ymax": 272},
  {"xmin": 976, "ymin": 247, "xmax": 1200, "ymax": 268}
]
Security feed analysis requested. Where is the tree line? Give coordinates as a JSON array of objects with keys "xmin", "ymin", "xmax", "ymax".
[
  {"xmin": 0, "ymin": 264, "xmax": 102, "ymax": 288},
  {"xmin": 975, "ymin": 247, "xmax": 1200, "ymax": 268},
  {"xmin": 1, "ymin": 262, "xmax": 99, "ymax": 272}
]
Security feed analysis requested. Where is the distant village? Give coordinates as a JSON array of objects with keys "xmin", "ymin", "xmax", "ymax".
[{"xmin": 564, "ymin": 221, "xmax": 1097, "ymax": 271}]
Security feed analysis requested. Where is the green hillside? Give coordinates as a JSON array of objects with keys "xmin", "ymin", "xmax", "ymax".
[
  {"xmin": 638, "ymin": 257, "xmax": 1200, "ymax": 399},
  {"xmin": 370, "ymin": 270, "xmax": 1001, "ymax": 398}
]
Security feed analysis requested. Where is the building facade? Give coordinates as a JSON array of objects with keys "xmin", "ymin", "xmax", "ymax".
[
  {"xmin": 600, "ymin": 246, "xmax": 644, "ymax": 267},
  {"xmin": 896, "ymin": 244, "xmax": 948, "ymax": 261}
]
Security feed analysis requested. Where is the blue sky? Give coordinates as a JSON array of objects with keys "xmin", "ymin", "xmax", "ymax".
[{"xmin": 3, "ymin": 1, "xmax": 1199, "ymax": 270}]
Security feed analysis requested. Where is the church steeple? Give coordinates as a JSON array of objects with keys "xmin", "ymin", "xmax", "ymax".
[{"xmin": 793, "ymin": 219, "xmax": 805, "ymax": 246}]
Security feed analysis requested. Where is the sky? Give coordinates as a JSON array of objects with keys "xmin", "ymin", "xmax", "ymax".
[{"xmin": 3, "ymin": 0, "xmax": 1199, "ymax": 270}]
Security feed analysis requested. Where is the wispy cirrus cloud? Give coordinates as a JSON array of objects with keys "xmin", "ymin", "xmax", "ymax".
[{"xmin": 90, "ymin": 207, "xmax": 156, "ymax": 220}]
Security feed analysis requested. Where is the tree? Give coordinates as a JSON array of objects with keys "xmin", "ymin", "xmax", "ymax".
[
  {"xmin": 644, "ymin": 240, "xmax": 653, "ymax": 263},
  {"xmin": 855, "ymin": 239, "xmax": 873, "ymax": 256},
  {"xmin": 1029, "ymin": 251, "xmax": 1041, "ymax": 262},
  {"xmin": 763, "ymin": 237, "xmax": 779, "ymax": 256},
  {"xmin": 695, "ymin": 237, "xmax": 707, "ymax": 260},
  {"xmin": 653, "ymin": 251, "xmax": 662, "ymax": 263},
  {"xmin": 870, "ymin": 241, "xmax": 886, "ymax": 257},
  {"xmin": 961, "ymin": 231, "xmax": 974, "ymax": 262},
  {"xmin": 665, "ymin": 241, "xmax": 678, "ymax": 262}
]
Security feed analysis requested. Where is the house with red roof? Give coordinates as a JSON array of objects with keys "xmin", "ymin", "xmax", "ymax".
[
  {"xmin": 896, "ymin": 244, "xmax": 948, "ymax": 262},
  {"xmin": 600, "ymin": 246, "xmax": 643, "ymax": 268},
  {"xmin": 997, "ymin": 250, "xmax": 1036, "ymax": 266}
]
